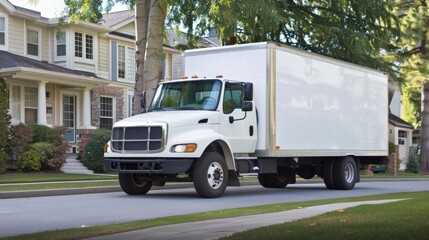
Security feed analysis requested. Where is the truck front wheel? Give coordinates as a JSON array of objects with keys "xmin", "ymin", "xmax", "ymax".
[
  {"xmin": 193, "ymin": 152, "xmax": 228, "ymax": 198},
  {"xmin": 119, "ymin": 173, "xmax": 153, "ymax": 195},
  {"xmin": 333, "ymin": 156, "xmax": 357, "ymax": 190}
]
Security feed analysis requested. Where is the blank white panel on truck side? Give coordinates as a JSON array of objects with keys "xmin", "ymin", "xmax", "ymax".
[
  {"xmin": 184, "ymin": 43, "xmax": 269, "ymax": 151},
  {"xmin": 275, "ymin": 48, "xmax": 388, "ymax": 156}
]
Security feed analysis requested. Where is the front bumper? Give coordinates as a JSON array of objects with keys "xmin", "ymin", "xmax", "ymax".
[{"xmin": 104, "ymin": 158, "xmax": 194, "ymax": 174}]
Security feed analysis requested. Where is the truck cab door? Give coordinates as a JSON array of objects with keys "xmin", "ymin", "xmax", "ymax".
[{"xmin": 220, "ymin": 82, "xmax": 257, "ymax": 153}]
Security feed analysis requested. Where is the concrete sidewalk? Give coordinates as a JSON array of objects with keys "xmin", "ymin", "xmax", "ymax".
[{"xmin": 86, "ymin": 199, "xmax": 406, "ymax": 240}]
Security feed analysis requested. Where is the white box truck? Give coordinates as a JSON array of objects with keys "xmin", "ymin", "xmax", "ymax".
[{"xmin": 104, "ymin": 42, "xmax": 388, "ymax": 198}]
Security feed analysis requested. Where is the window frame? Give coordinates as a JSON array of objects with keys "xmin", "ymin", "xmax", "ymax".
[
  {"xmin": 26, "ymin": 26, "xmax": 41, "ymax": 59},
  {"xmin": 0, "ymin": 13, "xmax": 8, "ymax": 51},
  {"xmin": 74, "ymin": 31, "xmax": 94, "ymax": 61},
  {"xmin": 222, "ymin": 82, "xmax": 244, "ymax": 114},
  {"xmin": 398, "ymin": 130, "xmax": 408, "ymax": 146},
  {"xmin": 54, "ymin": 31, "xmax": 67, "ymax": 60},
  {"xmin": 117, "ymin": 44, "xmax": 126, "ymax": 79},
  {"xmin": 100, "ymin": 96, "xmax": 115, "ymax": 129}
]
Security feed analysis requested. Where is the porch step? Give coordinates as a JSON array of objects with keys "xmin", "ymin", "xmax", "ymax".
[{"xmin": 61, "ymin": 154, "xmax": 94, "ymax": 174}]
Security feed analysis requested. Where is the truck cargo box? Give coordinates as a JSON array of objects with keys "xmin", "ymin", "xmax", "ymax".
[{"xmin": 184, "ymin": 42, "xmax": 388, "ymax": 158}]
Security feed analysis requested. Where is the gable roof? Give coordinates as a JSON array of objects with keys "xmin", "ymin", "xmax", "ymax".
[
  {"xmin": 389, "ymin": 113, "xmax": 414, "ymax": 130},
  {"xmin": 100, "ymin": 10, "xmax": 133, "ymax": 28},
  {"xmin": 0, "ymin": 50, "xmax": 99, "ymax": 78}
]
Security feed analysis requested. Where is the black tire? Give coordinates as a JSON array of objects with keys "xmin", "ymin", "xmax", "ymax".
[
  {"xmin": 193, "ymin": 152, "xmax": 228, "ymax": 198},
  {"xmin": 322, "ymin": 159, "xmax": 336, "ymax": 189},
  {"xmin": 333, "ymin": 156, "xmax": 357, "ymax": 190},
  {"xmin": 119, "ymin": 173, "xmax": 153, "ymax": 195},
  {"xmin": 258, "ymin": 166, "xmax": 291, "ymax": 188},
  {"xmin": 296, "ymin": 166, "xmax": 316, "ymax": 179}
]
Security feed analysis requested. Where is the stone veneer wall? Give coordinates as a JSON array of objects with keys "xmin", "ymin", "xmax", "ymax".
[
  {"xmin": 76, "ymin": 86, "xmax": 128, "ymax": 154},
  {"xmin": 91, "ymin": 86, "xmax": 127, "ymax": 127}
]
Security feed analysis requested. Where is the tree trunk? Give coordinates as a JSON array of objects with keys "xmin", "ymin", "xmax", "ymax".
[
  {"xmin": 420, "ymin": 82, "xmax": 429, "ymax": 173},
  {"xmin": 142, "ymin": 0, "xmax": 168, "ymax": 108},
  {"xmin": 133, "ymin": 0, "xmax": 150, "ymax": 115}
]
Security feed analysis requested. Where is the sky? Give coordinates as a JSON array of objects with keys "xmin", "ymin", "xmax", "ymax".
[{"xmin": 8, "ymin": 0, "xmax": 129, "ymax": 18}]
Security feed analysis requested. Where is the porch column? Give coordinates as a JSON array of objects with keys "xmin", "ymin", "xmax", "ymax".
[
  {"xmin": 82, "ymin": 87, "xmax": 93, "ymax": 128},
  {"xmin": 37, "ymin": 81, "xmax": 47, "ymax": 125}
]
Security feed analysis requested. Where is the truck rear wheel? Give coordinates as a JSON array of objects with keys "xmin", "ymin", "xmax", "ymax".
[
  {"xmin": 333, "ymin": 156, "xmax": 357, "ymax": 190},
  {"xmin": 193, "ymin": 152, "xmax": 228, "ymax": 198},
  {"xmin": 322, "ymin": 159, "xmax": 336, "ymax": 189},
  {"xmin": 119, "ymin": 173, "xmax": 153, "ymax": 195},
  {"xmin": 258, "ymin": 166, "xmax": 291, "ymax": 188}
]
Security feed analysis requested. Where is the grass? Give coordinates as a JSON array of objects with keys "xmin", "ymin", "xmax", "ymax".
[
  {"xmin": 3, "ymin": 191, "xmax": 428, "ymax": 240},
  {"xmin": 222, "ymin": 192, "xmax": 429, "ymax": 240},
  {"xmin": 0, "ymin": 181, "xmax": 119, "ymax": 192},
  {"xmin": 0, "ymin": 172, "xmax": 117, "ymax": 184}
]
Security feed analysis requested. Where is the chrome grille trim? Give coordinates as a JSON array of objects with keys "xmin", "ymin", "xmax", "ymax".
[{"xmin": 111, "ymin": 122, "xmax": 167, "ymax": 153}]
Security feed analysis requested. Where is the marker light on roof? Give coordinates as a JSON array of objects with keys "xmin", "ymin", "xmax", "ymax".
[
  {"xmin": 192, "ymin": 75, "xmax": 198, "ymax": 78},
  {"xmin": 216, "ymin": 75, "xmax": 223, "ymax": 78},
  {"xmin": 182, "ymin": 76, "xmax": 188, "ymax": 79}
]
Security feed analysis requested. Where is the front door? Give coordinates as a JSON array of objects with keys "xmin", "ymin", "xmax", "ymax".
[
  {"xmin": 63, "ymin": 95, "xmax": 76, "ymax": 144},
  {"xmin": 220, "ymin": 82, "xmax": 257, "ymax": 153}
]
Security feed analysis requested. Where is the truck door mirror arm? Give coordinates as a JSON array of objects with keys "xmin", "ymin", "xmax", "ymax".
[{"xmin": 229, "ymin": 102, "xmax": 253, "ymax": 124}]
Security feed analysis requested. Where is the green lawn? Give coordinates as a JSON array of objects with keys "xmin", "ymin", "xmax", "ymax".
[
  {"xmin": 0, "ymin": 172, "xmax": 117, "ymax": 184},
  {"xmin": 3, "ymin": 191, "xmax": 428, "ymax": 240},
  {"xmin": 222, "ymin": 191, "xmax": 429, "ymax": 240}
]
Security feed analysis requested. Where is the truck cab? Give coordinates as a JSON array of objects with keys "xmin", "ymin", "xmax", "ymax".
[{"xmin": 104, "ymin": 77, "xmax": 257, "ymax": 198}]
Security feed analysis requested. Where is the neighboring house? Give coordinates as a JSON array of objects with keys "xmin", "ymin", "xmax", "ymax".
[
  {"xmin": 0, "ymin": 1, "xmax": 181, "ymax": 154},
  {"xmin": 388, "ymin": 88, "xmax": 414, "ymax": 170}
]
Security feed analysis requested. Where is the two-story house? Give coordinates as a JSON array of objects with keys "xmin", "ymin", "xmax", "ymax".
[{"xmin": 0, "ymin": 0, "xmax": 181, "ymax": 153}]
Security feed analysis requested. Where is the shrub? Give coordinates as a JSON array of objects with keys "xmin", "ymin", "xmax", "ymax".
[
  {"xmin": 30, "ymin": 142, "xmax": 53, "ymax": 169},
  {"xmin": 84, "ymin": 128, "xmax": 111, "ymax": 173},
  {"xmin": 31, "ymin": 125, "xmax": 63, "ymax": 145},
  {"xmin": 17, "ymin": 149, "xmax": 43, "ymax": 172},
  {"xmin": 10, "ymin": 124, "xmax": 33, "ymax": 160},
  {"xmin": 406, "ymin": 149, "xmax": 420, "ymax": 173},
  {"xmin": 0, "ymin": 78, "xmax": 11, "ymax": 171},
  {"xmin": 46, "ymin": 143, "xmax": 68, "ymax": 171},
  {"xmin": 0, "ymin": 152, "xmax": 6, "ymax": 174}
]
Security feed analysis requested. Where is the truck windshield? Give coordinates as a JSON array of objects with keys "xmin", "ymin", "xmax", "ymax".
[{"xmin": 149, "ymin": 79, "xmax": 222, "ymax": 111}]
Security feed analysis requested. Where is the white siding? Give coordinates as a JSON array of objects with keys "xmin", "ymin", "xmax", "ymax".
[
  {"xmin": 98, "ymin": 36, "xmax": 109, "ymax": 79},
  {"xmin": 116, "ymin": 23, "xmax": 135, "ymax": 36},
  {"xmin": 8, "ymin": 15, "xmax": 24, "ymax": 55}
]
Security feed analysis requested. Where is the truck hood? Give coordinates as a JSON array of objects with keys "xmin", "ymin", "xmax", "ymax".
[{"xmin": 113, "ymin": 111, "xmax": 219, "ymax": 129}]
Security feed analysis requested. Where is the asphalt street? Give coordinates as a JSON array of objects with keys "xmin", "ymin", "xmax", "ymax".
[{"xmin": 1, "ymin": 180, "xmax": 429, "ymax": 238}]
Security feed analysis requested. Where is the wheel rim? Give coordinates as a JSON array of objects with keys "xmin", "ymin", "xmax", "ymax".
[
  {"xmin": 207, "ymin": 162, "xmax": 224, "ymax": 190},
  {"xmin": 344, "ymin": 163, "xmax": 355, "ymax": 183},
  {"xmin": 131, "ymin": 174, "xmax": 149, "ymax": 187}
]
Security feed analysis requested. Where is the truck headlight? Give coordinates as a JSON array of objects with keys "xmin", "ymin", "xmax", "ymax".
[
  {"xmin": 104, "ymin": 141, "xmax": 111, "ymax": 153},
  {"xmin": 171, "ymin": 144, "xmax": 197, "ymax": 153}
]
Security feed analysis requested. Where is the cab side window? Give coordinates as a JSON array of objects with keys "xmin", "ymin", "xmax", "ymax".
[{"xmin": 223, "ymin": 83, "xmax": 243, "ymax": 114}]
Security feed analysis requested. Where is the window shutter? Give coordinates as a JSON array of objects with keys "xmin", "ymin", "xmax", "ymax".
[{"xmin": 111, "ymin": 41, "xmax": 117, "ymax": 81}]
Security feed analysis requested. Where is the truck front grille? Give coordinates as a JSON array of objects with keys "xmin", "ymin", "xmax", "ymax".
[{"xmin": 111, "ymin": 123, "xmax": 167, "ymax": 153}]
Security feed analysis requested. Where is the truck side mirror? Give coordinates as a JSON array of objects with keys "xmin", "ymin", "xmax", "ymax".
[
  {"xmin": 141, "ymin": 91, "xmax": 146, "ymax": 113},
  {"xmin": 243, "ymin": 82, "xmax": 253, "ymax": 101},
  {"xmin": 241, "ymin": 101, "xmax": 253, "ymax": 112}
]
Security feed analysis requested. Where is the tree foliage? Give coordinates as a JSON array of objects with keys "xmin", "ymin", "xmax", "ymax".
[{"xmin": 169, "ymin": 0, "xmax": 400, "ymax": 74}]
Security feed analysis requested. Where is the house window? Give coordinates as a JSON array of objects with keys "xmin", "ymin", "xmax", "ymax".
[
  {"xmin": 24, "ymin": 87, "xmax": 38, "ymax": 124},
  {"xmin": 85, "ymin": 34, "xmax": 93, "ymax": 59},
  {"xmin": 75, "ymin": 32, "xmax": 82, "ymax": 58},
  {"xmin": 0, "ymin": 16, "xmax": 5, "ymax": 47},
  {"xmin": 100, "ymin": 96, "xmax": 114, "ymax": 129},
  {"xmin": 56, "ymin": 32, "xmax": 66, "ymax": 57},
  {"xmin": 398, "ymin": 130, "xmax": 407, "ymax": 146},
  {"xmin": 75, "ymin": 32, "xmax": 94, "ymax": 60},
  {"xmin": 118, "ymin": 45, "xmax": 126, "ymax": 78},
  {"xmin": 27, "ymin": 29, "xmax": 39, "ymax": 57}
]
